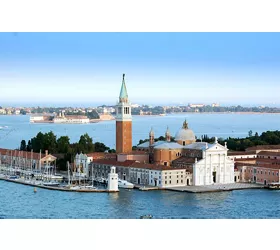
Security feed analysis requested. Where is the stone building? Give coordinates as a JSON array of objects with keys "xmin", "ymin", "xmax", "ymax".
[
  {"xmin": 90, "ymin": 159, "xmax": 189, "ymax": 188},
  {"xmin": 0, "ymin": 148, "xmax": 56, "ymax": 170}
]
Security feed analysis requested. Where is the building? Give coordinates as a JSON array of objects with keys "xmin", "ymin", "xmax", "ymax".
[
  {"xmin": 116, "ymin": 74, "xmax": 132, "ymax": 153},
  {"xmin": 74, "ymin": 152, "xmax": 117, "ymax": 177},
  {"xmin": 90, "ymin": 159, "xmax": 189, "ymax": 188},
  {"xmin": 235, "ymin": 151, "xmax": 280, "ymax": 185},
  {"xmin": 189, "ymin": 104, "xmax": 205, "ymax": 108},
  {"xmin": 89, "ymin": 74, "xmax": 235, "ymax": 187},
  {"xmin": 212, "ymin": 103, "xmax": 220, "ymax": 107},
  {"xmin": 0, "ymin": 149, "xmax": 57, "ymax": 170},
  {"xmin": 53, "ymin": 115, "xmax": 90, "ymax": 124},
  {"xmin": 245, "ymin": 145, "xmax": 280, "ymax": 154}
]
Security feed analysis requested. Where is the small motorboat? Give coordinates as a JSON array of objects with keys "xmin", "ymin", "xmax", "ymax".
[
  {"xmin": 140, "ymin": 215, "xmax": 153, "ymax": 219},
  {"xmin": 118, "ymin": 179, "xmax": 134, "ymax": 189},
  {"xmin": 42, "ymin": 181, "xmax": 60, "ymax": 187}
]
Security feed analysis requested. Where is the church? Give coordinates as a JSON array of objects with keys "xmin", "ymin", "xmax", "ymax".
[{"xmin": 90, "ymin": 74, "xmax": 235, "ymax": 187}]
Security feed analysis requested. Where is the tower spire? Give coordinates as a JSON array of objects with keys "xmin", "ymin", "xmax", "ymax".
[{"xmin": 119, "ymin": 73, "xmax": 128, "ymax": 102}]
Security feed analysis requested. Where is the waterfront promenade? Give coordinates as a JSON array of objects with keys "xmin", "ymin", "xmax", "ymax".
[{"xmin": 165, "ymin": 183, "xmax": 264, "ymax": 193}]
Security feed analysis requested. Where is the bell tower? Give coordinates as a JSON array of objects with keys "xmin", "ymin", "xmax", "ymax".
[{"xmin": 116, "ymin": 74, "xmax": 132, "ymax": 153}]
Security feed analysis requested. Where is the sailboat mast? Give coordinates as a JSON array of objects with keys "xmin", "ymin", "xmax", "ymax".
[
  {"xmin": 39, "ymin": 149, "xmax": 42, "ymax": 180},
  {"xmin": 67, "ymin": 162, "xmax": 70, "ymax": 186}
]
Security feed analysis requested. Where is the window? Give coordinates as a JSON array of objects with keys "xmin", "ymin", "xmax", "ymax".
[
  {"xmin": 261, "ymin": 171, "xmax": 262, "ymax": 174},
  {"xmin": 177, "ymin": 180, "xmax": 179, "ymax": 183},
  {"xmin": 169, "ymin": 180, "xmax": 171, "ymax": 184},
  {"xmin": 165, "ymin": 181, "xmax": 167, "ymax": 184},
  {"xmin": 165, "ymin": 176, "xmax": 167, "ymax": 179},
  {"xmin": 169, "ymin": 176, "xmax": 171, "ymax": 179},
  {"xmin": 273, "ymin": 172, "xmax": 275, "ymax": 176},
  {"xmin": 177, "ymin": 175, "xmax": 178, "ymax": 178},
  {"xmin": 159, "ymin": 181, "xmax": 161, "ymax": 185},
  {"xmin": 183, "ymin": 141, "xmax": 186, "ymax": 146},
  {"xmin": 151, "ymin": 180, "xmax": 153, "ymax": 184},
  {"xmin": 181, "ymin": 180, "xmax": 183, "ymax": 183}
]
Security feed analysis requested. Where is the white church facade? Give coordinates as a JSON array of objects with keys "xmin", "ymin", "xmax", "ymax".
[{"xmin": 192, "ymin": 139, "xmax": 235, "ymax": 186}]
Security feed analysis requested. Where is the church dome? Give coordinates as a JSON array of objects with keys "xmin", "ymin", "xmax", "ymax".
[{"xmin": 175, "ymin": 120, "xmax": 196, "ymax": 142}]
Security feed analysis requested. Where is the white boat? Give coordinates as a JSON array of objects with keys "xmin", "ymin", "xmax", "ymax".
[
  {"xmin": 118, "ymin": 179, "xmax": 134, "ymax": 189},
  {"xmin": 43, "ymin": 181, "xmax": 60, "ymax": 187}
]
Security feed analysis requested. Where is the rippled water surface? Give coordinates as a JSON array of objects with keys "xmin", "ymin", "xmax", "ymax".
[{"xmin": 1, "ymin": 181, "xmax": 280, "ymax": 219}]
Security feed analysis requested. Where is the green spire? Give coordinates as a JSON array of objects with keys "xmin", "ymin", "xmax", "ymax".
[{"xmin": 119, "ymin": 73, "xmax": 128, "ymax": 101}]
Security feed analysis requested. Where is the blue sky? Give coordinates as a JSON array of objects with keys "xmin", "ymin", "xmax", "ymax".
[{"xmin": 0, "ymin": 32, "xmax": 280, "ymax": 107}]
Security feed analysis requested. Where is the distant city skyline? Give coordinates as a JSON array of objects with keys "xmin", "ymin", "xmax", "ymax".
[{"xmin": 1, "ymin": 32, "xmax": 280, "ymax": 106}]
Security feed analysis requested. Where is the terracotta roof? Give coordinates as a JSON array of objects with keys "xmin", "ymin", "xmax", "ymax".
[
  {"xmin": 91, "ymin": 159, "xmax": 136, "ymax": 167},
  {"xmin": 258, "ymin": 151, "xmax": 280, "ymax": 156},
  {"xmin": 118, "ymin": 151, "xmax": 148, "ymax": 155},
  {"xmin": 86, "ymin": 152, "xmax": 117, "ymax": 159},
  {"xmin": 0, "ymin": 148, "xmax": 56, "ymax": 160},
  {"xmin": 91, "ymin": 159, "xmax": 185, "ymax": 171},
  {"xmin": 172, "ymin": 156, "xmax": 196, "ymax": 164},
  {"xmin": 228, "ymin": 151, "xmax": 256, "ymax": 156},
  {"xmin": 246, "ymin": 145, "xmax": 280, "ymax": 151}
]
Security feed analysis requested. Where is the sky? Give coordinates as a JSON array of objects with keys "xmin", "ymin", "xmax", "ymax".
[{"xmin": 0, "ymin": 32, "xmax": 280, "ymax": 107}]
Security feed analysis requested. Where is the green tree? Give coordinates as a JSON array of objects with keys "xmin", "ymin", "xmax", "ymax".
[
  {"xmin": 94, "ymin": 142, "xmax": 110, "ymax": 152},
  {"xmin": 248, "ymin": 130, "xmax": 253, "ymax": 137},
  {"xmin": 78, "ymin": 133, "xmax": 94, "ymax": 153},
  {"xmin": 20, "ymin": 140, "xmax": 27, "ymax": 151},
  {"xmin": 57, "ymin": 136, "xmax": 70, "ymax": 154}
]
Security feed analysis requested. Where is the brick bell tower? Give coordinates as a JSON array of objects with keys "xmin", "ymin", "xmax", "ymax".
[{"xmin": 116, "ymin": 74, "xmax": 132, "ymax": 153}]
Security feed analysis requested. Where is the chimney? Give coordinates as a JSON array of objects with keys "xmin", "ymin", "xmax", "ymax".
[{"xmin": 45, "ymin": 150, "xmax": 48, "ymax": 156}]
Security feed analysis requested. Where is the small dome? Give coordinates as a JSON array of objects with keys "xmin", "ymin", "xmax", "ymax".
[{"xmin": 175, "ymin": 120, "xmax": 196, "ymax": 142}]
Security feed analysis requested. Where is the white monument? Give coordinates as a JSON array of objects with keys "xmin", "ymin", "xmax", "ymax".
[{"xmin": 107, "ymin": 166, "xmax": 119, "ymax": 191}]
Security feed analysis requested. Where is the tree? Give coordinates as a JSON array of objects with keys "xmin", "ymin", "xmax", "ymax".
[
  {"xmin": 57, "ymin": 136, "xmax": 70, "ymax": 154},
  {"xmin": 26, "ymin": 140, "xmax": 32, "ymax": 151},
  {"xmin": 78, "ymin": 133, "xmax": 94, "ymax": 153},
  {"xmin": 248, "ymin": 130, "xmax": 253, "ymax": 137},
  {"xmin": 94, "ymin": 142, "xmax": 110, "ymax": 152},
  {"xmin": 43, "ymin": 131, "xmax": 57, "ymax": 153},
  {"xmin": 20, "ymin": 140, "xmax": 26, "ymax": 151}
]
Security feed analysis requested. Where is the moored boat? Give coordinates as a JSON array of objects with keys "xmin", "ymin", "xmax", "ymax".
[
  {"xmin": 267, "ymin": 182, "xmax": 280, "ymax": 190},
  {"xmin": 118, "ymin": 179, "xmax": 134, "ymax": 189}
]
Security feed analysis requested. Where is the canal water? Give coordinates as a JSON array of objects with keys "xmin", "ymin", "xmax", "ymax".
[
  {"xmin": 1, "ymin": 181, "xmax": 280, "ymax": 219},
  {"xmin": 1, "ymin": 113, "xmax": 280, "ymax": 149}
]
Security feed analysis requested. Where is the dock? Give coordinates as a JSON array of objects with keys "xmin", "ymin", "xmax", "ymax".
[
  {"xmin": 0, "ymin": 176, "xmax": 118, "ymax": 193},
  {"xmin": 165, "ymin": 183, "xmax": 264, "ymax": 193}
]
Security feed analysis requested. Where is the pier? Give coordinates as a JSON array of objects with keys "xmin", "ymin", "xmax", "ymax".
[
  {"xmin": 0, "ymin": 176, "xmax": 118, "ymax": 193},
  {"xmin": 165, "ymin": 183, "xmax": 264, "ymax": 193}
]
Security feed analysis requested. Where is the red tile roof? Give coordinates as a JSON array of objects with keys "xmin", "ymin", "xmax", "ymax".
[
  {"xmin": 258, "ymin": 151, "xmax": 280, "ymax": 156},
  {"xmin": 91, "ymin": 159, "xmax": 185, "ymax": 171},
  {"xmin": 228, "ymin": 151, "xmax": 256, "ymax": 156},
  {"xmin": 0, "ymin": 148, "xmax": 56, "ymax": 160},
  {"xmin": 246, "ymin": 145, "xmax": 280, "ymax": 151}
]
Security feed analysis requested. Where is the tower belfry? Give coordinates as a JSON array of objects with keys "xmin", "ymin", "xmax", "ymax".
[{"xmin": 116, "ymin": 74, "xmax": 132, "ymax": 153}]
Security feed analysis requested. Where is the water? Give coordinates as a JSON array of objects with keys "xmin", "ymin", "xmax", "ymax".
[
  {"xmin": 1, "ymin": 181, "xmax": 280, "ymax": 219},
  {"xmin": 1, "ymin": 113, "xmax": 280, "ymax": 219},
  {"xmin": 1, "ymin": 113, "xmax": 280, "ymax": 149}
]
